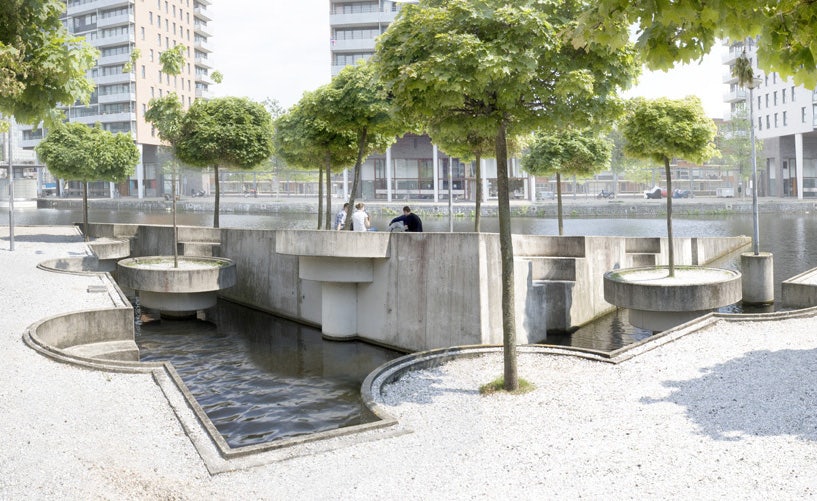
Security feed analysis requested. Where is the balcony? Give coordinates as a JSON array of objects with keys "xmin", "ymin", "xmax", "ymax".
[
  {"xmin": 68, "ymin": 0, "xmax": 132, "ymax": 16},
  {"xmin": 723, "ymin": 88, "xmax": 748, "ymax": 103},
  {"xmin": 193, "ymin": 22, "xmax": 211, "ymax": 37},
  {"xmin": 95, "ymin": 72, "xmax": 135, "ymax": 86},
  {"xmin": 98, "ymin": 52, "xmax": 130, "ymax": 66},
  {"xmin": 331, "ymin": 38, "xmax": 377, "ymax": 52},
  {"xmin": 330, "ymin": 11, "xmax": 397, "ymax": 28},
  {"xmin": 91, "ymin": 32, "xmax": 135, "ymax": 48},
  {"xmin": 97, "ymin": 13, "xmax": 134, "ymax": 28},
  {"xmin": 98, "ymin": 92, "xmax": 136, "ymax": 104},
  {"xmin": 193, "ymin": 5, "xmax": 211, "ymax": 21}
]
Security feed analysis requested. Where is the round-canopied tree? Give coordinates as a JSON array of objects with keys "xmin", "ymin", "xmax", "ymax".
[
  {"xmin": 522, "ymin": 130, "xmax": 613, "ymax": 235},
  {"xmin": 621, "ymin": 97, "xmax": 718, "ymax": 276},
  {"xmin": 174, "ymin": 97, "xmax": 274, "ymax": 228},
  {"xmin": 35, "ymin": 122, "xmax": 139, "ymax": 240},
  {"xmin": 274, "ymin": 87, "xmax": 357, "ymax": 229},
  {"xmin": 376, "ymin": 0, "xmax": 639, "ymax": 391}
]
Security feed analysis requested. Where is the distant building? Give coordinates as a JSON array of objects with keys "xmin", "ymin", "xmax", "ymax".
[
  {"xmin": 19, "ymin": 0, "xmax": 213, "ymax": 198},
  {"xmin": 723, "ymin": 38, "xmax": 817, "ymax": 198},
  {"xmin": 328, "ymin": 0, "xmax": 534, "ymax": 202}
]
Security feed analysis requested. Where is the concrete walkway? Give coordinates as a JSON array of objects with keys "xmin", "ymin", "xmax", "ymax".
[{"xmin": 1, "ymin": 225, "xmax": 816, "ymax": 499}]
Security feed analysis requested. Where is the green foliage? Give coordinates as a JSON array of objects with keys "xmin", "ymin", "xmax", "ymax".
[
  {"xmin": 273, "ymin": 86, "xmax": 357, "ymax": 171},
  {"xmin": 522, "ymin": 130, "xmax": 612, "ymax": 178},
  {"xmin": 210, "ymin": 70, "xmax": 223, "ymax": 84},
  {"xmin": 35, "ymin": 122, "xmax": 138, "ymax": 182},
  {"xmin": 717, "ymin": 106, "xmax": 762, "ymax": 181},
  {"xmin": 159, "ymin": 44, "xmax": 186, "ymax": 76},
  {"xmin": 145, "ymin": 94, "xmax": 184, "ymax": 145},
  {"xmin": 175, "ymin": 97, "xmax": 274, "ymax": 170},
  {"xmin": 573, "ymin": 1, "xmax": 817, "ymax": 89},
  {"xmin": 622, "ymin": 97, "xmax": 718, "ymax": 166},
  {"xmin": 0, "ymin": 0, "xmax": 97, "ymax": 125},
  {"xmin": 122, "ymin": 48, "xmax": 141, "ymax": 73}
]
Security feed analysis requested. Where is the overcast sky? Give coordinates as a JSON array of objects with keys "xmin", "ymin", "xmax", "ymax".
[{"xmin": 207, "ymin": 1, "xmax": 728, "ymax": 119}]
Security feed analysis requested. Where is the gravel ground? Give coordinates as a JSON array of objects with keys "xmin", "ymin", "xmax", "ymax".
[{"xmin": 1, "ymin": 226, "xmax": 816, "ymax": 499}]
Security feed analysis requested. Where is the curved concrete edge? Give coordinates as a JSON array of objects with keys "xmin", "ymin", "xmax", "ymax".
[
  {"xmin": 117, "ymin": 256, "xmax": 237, "ymax": 294},
  {"xmin": 38, "ymin": 256, "xmax": 104, "ymax": 275},
  {"xmin": 22, "ymin": 306, "xmax": 406, "ymax": 475}
]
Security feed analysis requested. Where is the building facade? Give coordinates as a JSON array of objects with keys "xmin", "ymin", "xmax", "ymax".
[
  {"xmin": 329, "ymin": 0, "xmax": 535, "ymax": 202},
  {"xmin": 723, "ymin": 38, "xmax": 817, "ymax": 198},
  {"xmin": 20, "ymin": 0, "xmax": 213, "ymax": 198}
]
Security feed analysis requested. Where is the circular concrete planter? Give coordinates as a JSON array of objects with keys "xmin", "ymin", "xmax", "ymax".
[
  {"xmin": 604, "ymin": 266, "xmax": 742, "ymax": 332},
  {"xmin": 117, "ymin": 256, "xmax": 236, "ymax": 316}
]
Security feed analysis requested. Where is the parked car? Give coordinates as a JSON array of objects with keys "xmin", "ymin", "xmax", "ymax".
[
  {"xmin": 672, "ymin": 189, "xmax": 693, "ymax": 198},
  {"xmin": 644, "ymin": 186, "xmax": 663, "ymax": 199}
]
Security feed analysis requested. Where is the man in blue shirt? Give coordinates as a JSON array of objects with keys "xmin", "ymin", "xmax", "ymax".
[{"xmin": 390, "ymin": 206, "xmax": 423, "ymax": 232}]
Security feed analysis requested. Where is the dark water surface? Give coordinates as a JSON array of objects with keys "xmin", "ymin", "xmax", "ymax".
[{"xmin": 136, "ymin": 301, "xmax": 402, "ymax": 447}]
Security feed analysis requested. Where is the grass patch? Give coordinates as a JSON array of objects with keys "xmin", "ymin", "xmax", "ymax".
[{"xmin": 479, "ymin": 376, "xmax": 535, "ymax": 395}]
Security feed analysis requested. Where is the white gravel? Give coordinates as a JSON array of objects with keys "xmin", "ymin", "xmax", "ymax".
[{"xmin": 1, "ymin": 225, "xmax": 816, "ymax": 499}]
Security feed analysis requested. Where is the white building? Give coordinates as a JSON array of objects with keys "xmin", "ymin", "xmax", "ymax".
[{"xmin": 723, "ymin": 38, "xmax": 817, "ymax": 198}]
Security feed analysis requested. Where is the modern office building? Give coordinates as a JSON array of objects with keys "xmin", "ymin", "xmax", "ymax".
[
  {"xmin": 20, "ymin": 0, "xmax": 213, "ymax": 198},
  {"xmin": 329, "ymin": 0, "xmax": 534, "ymax": 202},
  {"xmin": 723, "ymin": 38, "xmax": 817, "ymax": 198}
]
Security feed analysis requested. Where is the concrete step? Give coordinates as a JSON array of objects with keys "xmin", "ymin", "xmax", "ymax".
[
  {"xmin": 513, "ymin": 235, "xmax": 586, "ymax": 258},
  {"xmin": 528, "ymin": 257, "xmax": 577, "ymax": 281},
  {"xmin": 63, "ymin": 340, "xmax": 139, "ymax": 362}
]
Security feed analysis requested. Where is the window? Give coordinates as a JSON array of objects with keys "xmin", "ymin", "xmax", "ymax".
[
  {"xmin": 149, "ymin": 12, "xmax": 153, "ymax": 23},
  {"xmin": 766, "ymin": 115, "xmax": 770, "ymax": 129},
  {"xmin": 765, "ymin": 94, "xmax": 769, "ymax": 107},
  {"xmin": 157, "ymin": 34, "xmax": 161, "ymax": 45},
  {"xmin": 141, "ymin": 26, "xmax": 145, "ymax": 40},
  {"xmin": 165, "ymin": 1, "xmax": 169, "ymax": 13},
  {"xmin": 151, "ymin": 86, "xmax": 155, "ymax": 97},
  {"xmin": 792, "ymin": 86, "xmax": 796, "ymax": 101},
  {"xmin": 758, "ymin": 117, "xmax": 762, "ymax": 130},
  {"xmin": 158, "ymin": 69, "xmax": 162, "ymax": 80},
  {"xmin": 773, "ymin": 91, "xmax": 777, "ymax": 106},
  {"xmin": 783, "ymin": 111, "xmax": 787, "ymax": 126},
  {"xmin": 758, "ymin": 95, "xmax": 761, "ymax": 110},
  {"xmin": 141, "ymin": 65, "xmax": 145, "ymax": 78},
  {"xmin": 157, "ymin": 14, "xmax": 161, "ymax": 27},
  {"xmin": 774, "ymin": 113, "xmax": 778, "ymax": 127},
  {"xmin": 149, "ymin": 49, "xmax": 154, "ymax": 62},
  {"xmin": 803, "ymin": 107, "xmax": 807, "ymax": 123}
]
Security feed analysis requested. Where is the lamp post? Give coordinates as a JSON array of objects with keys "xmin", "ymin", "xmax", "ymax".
[{"xmin": 748, "ymin": 78, "xmax": 760, "ymax": 255}]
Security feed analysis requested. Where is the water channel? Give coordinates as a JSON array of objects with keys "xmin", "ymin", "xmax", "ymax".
[{"xmin": 5, "ymin": 205, "xmax": 817, "ymax": 445}]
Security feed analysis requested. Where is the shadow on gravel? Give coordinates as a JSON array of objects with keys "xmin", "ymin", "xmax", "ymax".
[{"xmin": 642, "ymin": 348, "xmax": 817, "ymax": 441}]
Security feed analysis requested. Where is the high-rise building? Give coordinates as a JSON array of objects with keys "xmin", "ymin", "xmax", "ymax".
[
  {"xmin": 723, "ymin": 38, "xmax": 817, "ymax": 198},
  {"xmin": 20, "ymin": 0, "xmax": 213, "ymax": 198},
  {"xmin": 329, "ymin": 0, "xmax": 534, "ymax": 202}
]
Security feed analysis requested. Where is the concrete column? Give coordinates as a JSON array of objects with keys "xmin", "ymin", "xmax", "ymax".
[
  {"xmin": 795, "ymin": 133, "xmax": 804, "ymax": 200},
  {"xmin": 343, "ymin": 169, "xmax": 349, "ymax": 200},
  {"xmin": 386, "ymin": 146, "xmax": 392, "ymax": 202},
  {"xmin": 741, "ymin": 252, "xmax": 774, "ymax": 305},
  {"xmin": 321, "ymin": 282, "xmax": 358, "ymax": 339}
]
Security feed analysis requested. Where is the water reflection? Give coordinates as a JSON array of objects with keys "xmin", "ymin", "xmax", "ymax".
[{"xmin": 136, "ymin": 300, "xmax": 402, "ymax": 447}]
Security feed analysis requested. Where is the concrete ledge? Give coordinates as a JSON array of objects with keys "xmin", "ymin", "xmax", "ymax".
[
  {"xmin": 38, "ymin": 256, "xmax": 102, "ymax": 274},
  {"xmin": 88, "ymin": 238, "xmax": 130, "ymax": 261},
  {"xmin": 275, "ymin": 230, "xmax": 391, "ymax": 258},
  {"xmin": 117, "ymin": 256, "xmax": 237, "ymax": 293},
  {"xmin": 781, "ymin": 267, "xmax": 817, "ymax": 309}
]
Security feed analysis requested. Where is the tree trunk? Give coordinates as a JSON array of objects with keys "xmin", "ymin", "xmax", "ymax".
[
  {"xmin": 345, "ymin": 127, "xmax": 368, "ymax": 230},
  {"xmin": 495, "ymin": 122, "xmax": 518, "ymax": 392},
  {"xmin": 474, "ymin": 154, "xmax": 482, "ymax": 232},
  {"xmin": 664, "ymin": 156, "xmax": 674, "ymax": 277},
  {"xmin": 317, "ymin": 162, "xmax": 324, "ymax": 230},
  {"xmin": 325, "ymin": 157, "xmax": 333, "ymax": 230},
  {"xmin": 556, "ymin": 172, "xmax": 564, "ymax": 236},
  {"xmin": 82, "ymin": 181, "xmax": 89, "ymax": 242},
  {"xmin": 213, "ymin": 165, "xmax": 220, "ymax": 228}
]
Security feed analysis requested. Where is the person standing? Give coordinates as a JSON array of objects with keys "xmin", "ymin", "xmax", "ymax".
[
  {"xmin": 351, "ymin": 202, "xmax": 370, "ymax": 232},
  {"xmin": 335, "ymin": 203, "xmax": 350, "ymax": 230},
  {"xmin": 389, "ymin": 206, "xmax": 423, "ymax": 232}
]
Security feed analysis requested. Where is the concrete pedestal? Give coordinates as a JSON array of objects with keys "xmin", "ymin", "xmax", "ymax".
[
  {"xmin": 321, "ymin": 282, "xmax": 358, "ymax": 340},
  {"xmin": 741, "ymin": 252, "xmax": 774, "ymax": 305}
]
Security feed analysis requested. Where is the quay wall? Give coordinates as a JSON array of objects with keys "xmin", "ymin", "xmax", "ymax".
[{"xmin": 86, "ymin": 223, "xmax": 751, "ymax": 352}]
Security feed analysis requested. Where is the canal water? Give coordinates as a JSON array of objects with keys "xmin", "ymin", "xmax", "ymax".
[{"xmin": 6, "ymin": 205, "xmax": 817, "ymax": 444}]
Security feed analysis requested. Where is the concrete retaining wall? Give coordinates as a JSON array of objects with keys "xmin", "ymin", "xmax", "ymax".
[{"xmin": 85, "ymin": 223, "xmax": 751, "ymax": 352}]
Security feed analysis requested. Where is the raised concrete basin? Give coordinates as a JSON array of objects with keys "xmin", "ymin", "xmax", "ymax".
[
  {"xmin": 604, "ymin": 266, "xmax": 742, "ymax": 332},
  {"xmin": 117, "ymin": 256, "xmax": 237, "ymax": 317}
]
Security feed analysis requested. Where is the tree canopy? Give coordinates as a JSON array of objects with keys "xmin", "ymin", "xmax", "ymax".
[
  {"xmin": 35, "ymin": 122, "xmax": 139, "ymax": 239},
  {"xmin": 0, "ymin": 0, "xmax": 97, "ymax": 125},
  {"xmin": 622, "ymin": 97, "xmax": 717, "ymax": 276},
  {"xmin": 376, "ymin": 0, "xmax": 640, "ymax": 391},
  {"xmin": 274, "ymin": 86, "xmax": 358, "ymax": 228},
  {"xmin": 522, "ymin": 129, "xmax": 612, "ymax": 235},
  {"xmin": 572, "ymin": 0, "xmax": 817, "ymax": 88},
  {"xmin": 174, "ymin": 97, "xmax": 274, "ymax": 227}
]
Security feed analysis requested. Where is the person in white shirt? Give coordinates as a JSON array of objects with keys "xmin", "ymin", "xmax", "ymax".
[{"xmin": 351, "ymin": 202, "xmax": 370, "ymax": 232}]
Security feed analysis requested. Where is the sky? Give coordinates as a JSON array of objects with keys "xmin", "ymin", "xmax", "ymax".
[{"xmin": 207, "ymin": 1, "xmax": 728, "ymax": 119}]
